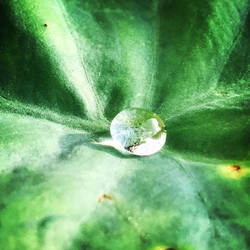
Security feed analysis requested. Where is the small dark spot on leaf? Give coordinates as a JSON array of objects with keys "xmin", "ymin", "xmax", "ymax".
[
  {"xmin": 38, "ymin": 215, "xmax": 56, "ymax": 229},
  {"xmin": 231, "ymin": 165, "xmax": 241, "ymax": 171},
  {"xmin": 78, "ymin": 242, "xmax": 91, "ymax": 250},
  {"xmin": 98, "ymin": 194, "xmax": 113, "ymax": 203},
  {"xmin": 44, "ymin": 23, "xmax": 48, "ymax": 27},
  {"xmin": 12, "ymin": 167, "xmax": 23, "ymax": 174},
  {"xmin": 0, "ymin": 203, "xmax": 6, "ymax": 210},
  {"xmin": 139, "ymin": 232, "xmax": 149, "ymax": 244}
]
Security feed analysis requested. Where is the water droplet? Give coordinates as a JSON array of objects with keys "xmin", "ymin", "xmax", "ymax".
[{"xmin": 110, "ymin": 108, "xmax": 166, "ymax": 156}]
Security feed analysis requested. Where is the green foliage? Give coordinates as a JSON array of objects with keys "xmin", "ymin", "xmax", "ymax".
[{"xmin": 0, "ymin": 0, "xmax": 249, "ymax": 249}]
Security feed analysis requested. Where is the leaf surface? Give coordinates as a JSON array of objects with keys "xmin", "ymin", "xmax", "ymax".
[{"xmin": 0, "ymin": 0, "xmax": 249, "ymax": 249}]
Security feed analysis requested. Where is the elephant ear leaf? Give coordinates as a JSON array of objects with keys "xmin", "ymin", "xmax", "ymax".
[
  {"xmin": 0, "ymin": 0, "xmax": 249, "ymax": 250},
  {"xmin": 154, "ymin": 0, "xmax": 250, "ymax": 160},
  {"xmin": 154, "ymin": 0, "xmax": 249, "ymax": 115}
]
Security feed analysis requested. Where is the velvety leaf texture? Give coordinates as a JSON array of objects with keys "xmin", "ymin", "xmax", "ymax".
[{"xmin": 0, "ymin": 0, "xmax": 249, "ymax": 249}]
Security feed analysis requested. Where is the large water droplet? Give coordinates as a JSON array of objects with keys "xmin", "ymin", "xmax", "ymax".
[{"xmin": 110, "ymin": 108, "xmax": 166, "ymax": 156}]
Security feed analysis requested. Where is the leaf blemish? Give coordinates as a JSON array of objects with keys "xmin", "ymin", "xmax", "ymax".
[
  {"xmin": 219, "ymin": 164, "xmax": 249, "ymax": 179},
  {"xmin": 98, "ymin": 194, "xmax": 113, "ymax": 203},
  {"xmin": 230, "ymin": 165, "xmax": 241, "ymax": 171}
]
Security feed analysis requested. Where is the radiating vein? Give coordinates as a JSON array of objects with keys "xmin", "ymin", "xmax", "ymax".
[{"xmin": 11, "ymin": 0, "xmax": 105, "ymax": 120}]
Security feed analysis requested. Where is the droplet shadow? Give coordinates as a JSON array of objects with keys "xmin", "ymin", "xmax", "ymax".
[{"xmin": 59, "ymin": 133, "xmax": 137, "ymax": 160}]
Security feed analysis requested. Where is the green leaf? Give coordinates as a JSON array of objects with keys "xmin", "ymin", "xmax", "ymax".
[{"xmin": 0, "ymin": 0, "xmax": 249, "ymax": 249}]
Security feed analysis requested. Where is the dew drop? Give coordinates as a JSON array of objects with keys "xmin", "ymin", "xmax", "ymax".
[{"xmin": 110, "ymin": 108, "xmax": 166, "ymax": 156}]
